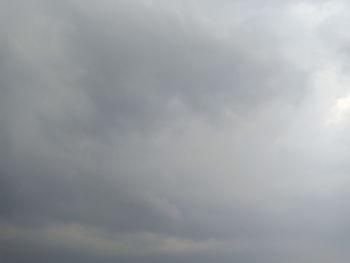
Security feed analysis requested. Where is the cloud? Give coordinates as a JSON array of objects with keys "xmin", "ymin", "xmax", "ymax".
[
  {"xmin": 0, "ymin": 222, "xmax": 232, "ymax": 255},
  {"xmin": 2, "ymin": 0, "xmax": 350, "ymax": 262}
]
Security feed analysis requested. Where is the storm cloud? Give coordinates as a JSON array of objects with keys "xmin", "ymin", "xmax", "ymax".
[{"xmin": 2, "ymin": 0, "xmax": 350, "ymax": 262}]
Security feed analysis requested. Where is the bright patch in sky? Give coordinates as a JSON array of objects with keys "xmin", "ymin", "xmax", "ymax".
[{"xmin": 326, "ymin": 94, "xmax": 350, "ymax": 125}]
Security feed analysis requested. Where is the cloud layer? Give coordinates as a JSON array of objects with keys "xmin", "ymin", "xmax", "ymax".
[{"xmin": 2, "ymin": 0, "xmax": 350, "ymax": 262}]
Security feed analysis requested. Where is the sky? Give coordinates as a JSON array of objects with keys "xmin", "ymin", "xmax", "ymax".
[{"xmin": 2, "ymin": 0, "xmax": 350, "ymax": 262}]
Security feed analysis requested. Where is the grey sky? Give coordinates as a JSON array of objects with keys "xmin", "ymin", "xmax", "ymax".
[{"xmin": 1, "ymin": 0, "xmax": 350, "ymax": 262}]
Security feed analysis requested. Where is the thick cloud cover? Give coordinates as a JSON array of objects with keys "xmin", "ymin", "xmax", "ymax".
[{"xmin": 2, "ymin": 0, "xmax": 350, "ymax": 262}]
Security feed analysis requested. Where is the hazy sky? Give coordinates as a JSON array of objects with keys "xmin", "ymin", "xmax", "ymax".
[{"xmin": 2, "ymin": 0, "xmax": 350, "ymax": 262}]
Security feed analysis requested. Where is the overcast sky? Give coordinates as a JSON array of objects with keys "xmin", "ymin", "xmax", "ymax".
[{"xmin": 2, "ymin": 0, "xmax": 350, "ymax": 262}]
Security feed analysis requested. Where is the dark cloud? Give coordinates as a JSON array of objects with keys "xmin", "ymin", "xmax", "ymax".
[{"xmin": 2, "ymin": 0, "xmax": 350, "ymax": 262}]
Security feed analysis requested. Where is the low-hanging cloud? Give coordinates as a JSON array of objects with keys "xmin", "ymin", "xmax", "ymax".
[{"xmin": 2, "ymin": 0, "xmax": 350, "ymax": 262}]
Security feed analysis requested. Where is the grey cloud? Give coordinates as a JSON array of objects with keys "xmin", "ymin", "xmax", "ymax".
[
  {"xmin": 43, "ymin": 0, "xmax": 308, "ymax": 136},
  {"xmin": 2, "ymin": 0, "xmax": 350, "ymax": 262}
]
